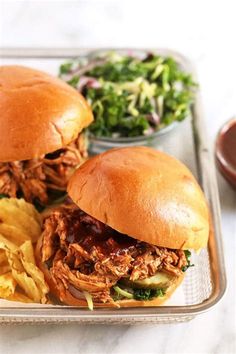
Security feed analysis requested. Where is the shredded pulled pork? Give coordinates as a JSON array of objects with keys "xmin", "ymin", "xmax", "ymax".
[
  {"xmin": 0, "ymin": 134, "xmax": 87, "ymax": 205},
  {"xmin": 41, "ymin": 205, "xmax": 188, "ymax": 304}
]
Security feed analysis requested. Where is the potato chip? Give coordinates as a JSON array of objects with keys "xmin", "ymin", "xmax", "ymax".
[
  {"xmin": 0, "ymin": 234, "xmax": 18, "ymax": 251},
  {"xmin": 0, "ymin": 250, "xmax": 7, "ymax": 264},
  {"xmin": 19, "ymin": 241, "xmax": 49, "ymax": 300},
  {"xmin": 6, "ymin": 292, "xmax": 33, "ymax": 303},
  {"xmin": 0, "ymin": 272, "xmax": 16, "ymax": 298},
  {"xmin": 0, "ymin": 264, "xmax": 11, "ymax": 276},
  {"xmin": 5, "ymin": 247, "xmax": 41, "ymax": 302},
  {"xmin": 8, "ymin": 198, "xmax": 42, "ymax": 225},
  {"xmin": 11, "ymin": 271, "xmax": 41, "ymax": 302},
  {"xmin": 0, "ymin": 224, "xmax": 31, "ymax": 246},
  {"xmin": 19, "ymin": 240, "xmax": 35, "ymax": 264},
  {"xmin": 0, "ymin": 198, "xmax": 41, "ymax": 243},
  {"xmin": 0, "ymin": 198, "xmax": 49, "ymax": 304}
]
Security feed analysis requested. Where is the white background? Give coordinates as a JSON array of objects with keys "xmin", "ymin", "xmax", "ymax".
[{"xmin": 0, "ymin": 1, "xmax": 236, "ymax": 353}]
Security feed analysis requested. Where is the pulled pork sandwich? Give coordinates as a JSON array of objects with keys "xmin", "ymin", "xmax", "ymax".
[
  {"xmin": 36, "ymin": 147, "xmax": 210, "ymax": 309},
  {"xmin": 0, "ymin": 65, "xmax": 93, "ymax": 207}
]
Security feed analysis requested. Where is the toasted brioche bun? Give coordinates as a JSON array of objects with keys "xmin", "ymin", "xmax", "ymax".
[
  {"xmin": 68, "ymin": 147, "xmax": 209, "ymax": 250},
  {"xmin": 0, "ymin": 65, "xmax": 93, "ymax": 162},
  {"xmin": 35, "ymin": 235, "xmax": 184, "ymax": 308}
]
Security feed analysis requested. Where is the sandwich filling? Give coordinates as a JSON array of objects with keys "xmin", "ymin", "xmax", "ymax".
[
  {"xmin": 41, "ymin": 205, "xmax": 193, "ymax": 307},
  {"xmin": 0, "ymin": 134, "xmax": 87, "ymax": 206}
]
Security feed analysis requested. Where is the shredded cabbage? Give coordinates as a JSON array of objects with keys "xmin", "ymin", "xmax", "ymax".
[
  {"xmin": 113, "ymin": 286, "xmax": 134, "ymax": 299},
  {"xmin": 83, "ymin": 291, "xmax": 94, "ymax": 311}
]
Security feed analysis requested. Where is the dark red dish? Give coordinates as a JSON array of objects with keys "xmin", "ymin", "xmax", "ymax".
[{"xmin": 215, "ymin": 117, "xmax": 236, "ymax": 189}]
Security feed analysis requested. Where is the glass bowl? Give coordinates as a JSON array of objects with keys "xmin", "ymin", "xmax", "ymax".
[
  {"xmin": 77, "ymin": 49, "xmax": 192, "ymax": 154},
  {"xmin": 88, "ymin": 122, "xmax": 180, "ymax": 154}
]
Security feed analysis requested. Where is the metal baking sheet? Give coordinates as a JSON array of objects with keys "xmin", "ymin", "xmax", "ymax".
[{"xmin": 0, "ymin": 48, "xmax": 226, "ymax": 324}]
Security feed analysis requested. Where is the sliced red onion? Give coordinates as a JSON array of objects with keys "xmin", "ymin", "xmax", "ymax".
[
  {"xmin": 61, "ymin": 58, "xmax": 107, "ymax": 83},
  {"xmin": 144, "ymin": 127, "xmax": 155, "ymax": 136},
  {"xmin": 70, "ymin": 58, "xmax": 107, "ymax": 76},
  {"xmin": 68, "ymin": 284, "xmax": 85, "ymax": 299},
  {"xmin": 146, "ymin": 112, "xmax": 160, "ymax": 126},
  {"xmin": 77, "ymin": 76, "xmax": 101, "ymax": 91},
  {"xmin": 127, "ymin": 50, "xmax": 134, "ymax": 57}
]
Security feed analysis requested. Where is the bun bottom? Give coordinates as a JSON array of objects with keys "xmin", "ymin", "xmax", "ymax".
[{"xmin": 35, "ymin": 236, "xmax": 184, "ymax": 308}]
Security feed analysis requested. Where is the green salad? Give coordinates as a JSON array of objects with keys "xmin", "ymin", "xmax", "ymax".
[{"xmin": 59, "ymin": 52, "xmax": 196, "ymax": 138}]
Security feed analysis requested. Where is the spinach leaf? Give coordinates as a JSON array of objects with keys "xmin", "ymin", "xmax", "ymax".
[
  {"xmin": 67, "ymin": 75, "xmax": 79, "ymax": 88},
  {"xmin": 133, "ymin": 288, "xmax": 165, "ymax": 301},
  {"xmin": 59, "ymin": 62, "xmax": 73, "ymax": 76},
  {"xmin": 182, "ymin": 250, "xmax": 194, "ymax": 272}
]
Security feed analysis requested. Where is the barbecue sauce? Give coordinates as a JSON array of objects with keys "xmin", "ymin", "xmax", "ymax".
[
  {"xmin": 65, "ymin": 208, "xmax": 137, "ymax": 256},
  {"xmin": 216, "ymin": 118, "xmax": 236, "ymax": 188}
]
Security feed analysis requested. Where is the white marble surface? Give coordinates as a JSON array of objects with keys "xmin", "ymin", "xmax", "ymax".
[{"xmin": 0, "ymin": 1, "xmax": 236, "ymax": 353}]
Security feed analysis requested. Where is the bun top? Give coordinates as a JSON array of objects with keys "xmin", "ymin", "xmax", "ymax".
[
  {"xmin": 68, "ymin": 147, "xmax": 210, "ymax": 250},
  {"xmin": 0, "ymin": 65, "xmax": 93, "ymax": 162}
]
